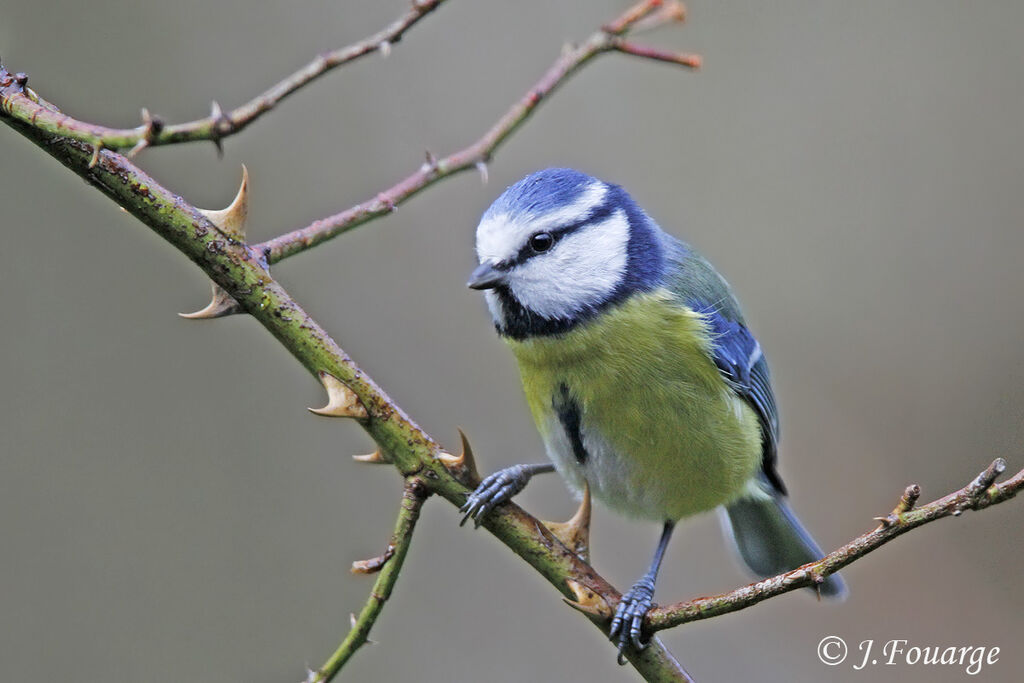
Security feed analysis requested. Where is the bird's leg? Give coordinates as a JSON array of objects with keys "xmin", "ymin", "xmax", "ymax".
[
  {"xmin": 609, "ymin": 520, "xmax": 675, "ymax": 663},
  {"xmin": 459, "ymin": 463, "xmax": 556, "ymax": 528}
]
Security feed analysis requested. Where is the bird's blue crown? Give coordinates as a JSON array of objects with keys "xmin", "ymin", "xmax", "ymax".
[{"xmin": 483, "ymin": 168, "xmax": 600, "ymax": 224}]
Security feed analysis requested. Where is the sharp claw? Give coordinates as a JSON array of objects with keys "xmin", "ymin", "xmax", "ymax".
[
  {"xmin": 473, "ymin": 498, "xmax": 498, "ymax": 526},
  {"xmin": 630, "ymin": 621, "xmax": 644, "ymax": 649},
  {"xmin": 609, "ymin": 612, "xmax": 623, "ymax": 639},
  {"xmin": 458, "ymin": 496, "xmax": 481, "ymax": 526},
  {"xmin": 459, "ymin": 488, "xmax": 489, "ymax": 527},
  {"xmin": 457, "ymin": 465, "xmax": 536, "ymax": 528},
  {"xmin": 609, "ymin": 582, "xmax": 655, "ymax": 660}
]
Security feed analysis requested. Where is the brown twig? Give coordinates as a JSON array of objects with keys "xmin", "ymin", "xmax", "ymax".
[
  {"xmin": 256, "ymin": 0, "xmax": 697, "ymax": 263},
  {"xmin": 645, "ymin": 459, "xmax": 1024, "ymax": 633},
  {"xmin": 0, "ymin": 0, "xmax": 446, "ymax": 153}
]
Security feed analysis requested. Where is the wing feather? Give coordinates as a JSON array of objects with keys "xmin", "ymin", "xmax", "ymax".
[
  {"xmin": 659, "ymin": 238, "xmax": 787, "ymax": 493},
  {"xmin": 688, "ymin": 301, "xmax": 785, "ymax": 494}
]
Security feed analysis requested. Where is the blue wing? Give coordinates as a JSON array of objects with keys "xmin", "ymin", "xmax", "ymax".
[{"xmin": 690, "ymin": 302, "xmax": 785, "ymax": 494}]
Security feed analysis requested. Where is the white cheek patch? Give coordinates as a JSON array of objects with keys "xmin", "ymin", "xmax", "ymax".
[
  {"xmin": 475, "ymin": 182, "xmax": 609, "ymax": 264},
  {"xmin": 510, "ymin": 209, "xmax": 630, "ymax": 320}
]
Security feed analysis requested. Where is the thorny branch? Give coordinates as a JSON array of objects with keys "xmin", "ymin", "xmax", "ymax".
[
  {"xmin": 3, "ymin": 2, "xmax": 1023, "ymax": 682},
  {"xmin": 646, "ymin": 458, "xmax": 1024, "ymax": 632},
  {"xmin": 255, "ymin": 2, "xmax": 698, "ymax": 264},
  {"xmin": 310, "ymin": 478, "xmax": 430, "ymax": 683},
  {"xmin": 1, "ymin": 4, "xmax": 701, "ymax": 680},
  {"xmin": 0, "ymin": 119, "xmax": 691, "ymax": 683},
  {"xmin": 0, "ymin": 0, "xmax": 448, "ymax": 157}
]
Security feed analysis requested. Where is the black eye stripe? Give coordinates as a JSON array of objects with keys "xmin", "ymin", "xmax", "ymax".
[{"xmin": 506, "ymin": 199, "xmax": 618, "ymax": 267}]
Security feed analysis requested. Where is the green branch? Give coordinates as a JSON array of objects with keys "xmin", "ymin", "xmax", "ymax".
[
  {"xmin": 0, "ymin": 5, "xmax": 697, "ymax": 674},
  {"xmin": 0, "ymin": 112, "xmax": 689, "ymax": 683},
  {"xmin": 312, "ymin": 478, "xmax": 430, "ymax": 683}
]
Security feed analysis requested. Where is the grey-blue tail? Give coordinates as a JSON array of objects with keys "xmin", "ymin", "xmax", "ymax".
[{"xmin": 721, "ymin": 479, "xmax": 848, "ymax": 600}]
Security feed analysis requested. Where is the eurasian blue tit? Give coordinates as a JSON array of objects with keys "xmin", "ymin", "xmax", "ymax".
[{"xmin": 460, "ymin": 168, "xmax": 846, "ymax": 659}]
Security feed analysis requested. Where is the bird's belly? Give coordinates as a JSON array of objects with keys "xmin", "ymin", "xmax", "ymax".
[{"xmin": 540, "ymin": 388, "xmax": 760, "ymax": 520}]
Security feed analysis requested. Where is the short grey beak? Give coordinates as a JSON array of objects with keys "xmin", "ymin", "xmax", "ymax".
[{"xmin": 467, "ymin": 262, "xmax": 509, "ymax": 290}]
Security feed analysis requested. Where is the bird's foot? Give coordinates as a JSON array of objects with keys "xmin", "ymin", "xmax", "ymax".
[
  {"xmin": 459, "ymin": 464, "xmax": 534, "ymax": 528},
  {"xmin": 609, "ymin": 576, "xmax": 656, "ymax": 664}
]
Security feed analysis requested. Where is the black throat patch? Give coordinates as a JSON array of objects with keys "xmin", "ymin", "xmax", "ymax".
[{"xmin": 554, "ymin": 384, "xmax": 588, "ymax": 465}]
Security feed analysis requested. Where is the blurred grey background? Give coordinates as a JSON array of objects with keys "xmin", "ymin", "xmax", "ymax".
[{"xmin": 2, "ymin": 1, "xmax": 1022, "ymax": 681}]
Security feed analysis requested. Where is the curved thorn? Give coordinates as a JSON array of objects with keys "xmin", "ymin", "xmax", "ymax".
[
  {"xmin": 199, "ymin": 165, "xmax": 249, "ymax": 239},
  {"xmin": 456, "ymin": 427, "xmax": 481, "ymax": 484},
  {"xmin": 351, "ymin": 545, "xmax": 395, "ymax": 575},
  {"xmin": 309, "ymin": 371, "xmax": 368, "ymax": 418},
  {"xmin": 178, "ymin": 282, "xmax": 242, "ymax": 319},
  {"xmin": 543, "ymin": 481, "xmax": 591, "ymax": 561},
  {"xmin": 88, "ymin": 143, "xmax": 103, "ymax": 169},
  {"xmin": 562, "ymin": 578, "xmax": 612, "ymax": 618},
  {"xmin": 436, "ymin": 450, "xmax": 461, "ymax": 466},
  {"xmin": 352, "ymin": 449, "xmax": 388, "ymax": 464},
  {"xmin": 437, "ymin": 428, "xmax": 481, "ymax": 485}
]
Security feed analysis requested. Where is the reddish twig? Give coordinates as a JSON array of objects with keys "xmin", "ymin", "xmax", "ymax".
[
  {"xmin": 0, "ymin": 0, "xmax": 446, "ymax": 154},
  {"xmin": 603, "ymin": 0, "xmax": 667, "ymax": 34},
  {"xmin": 256, "ymin": 0, "xmax": 696, "ymax": 263},
  {"xmin": 613, "ymin": 41, "xmax": 702, "ymax": 68}
]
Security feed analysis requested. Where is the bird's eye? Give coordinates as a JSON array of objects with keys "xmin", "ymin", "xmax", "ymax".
[{"xmin": 529, "ymin": 232, "xmax": 554, "ymax": 253}]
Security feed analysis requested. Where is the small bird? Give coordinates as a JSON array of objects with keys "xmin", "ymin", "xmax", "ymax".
[{"xmin": 461, "ymin": 168, "xmax": 846, "ymax": 660}]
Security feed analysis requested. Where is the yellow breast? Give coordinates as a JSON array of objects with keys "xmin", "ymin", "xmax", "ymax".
[{"xmin": 506, "ymin": 291, "xmax": 763, "ymax": 520}]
